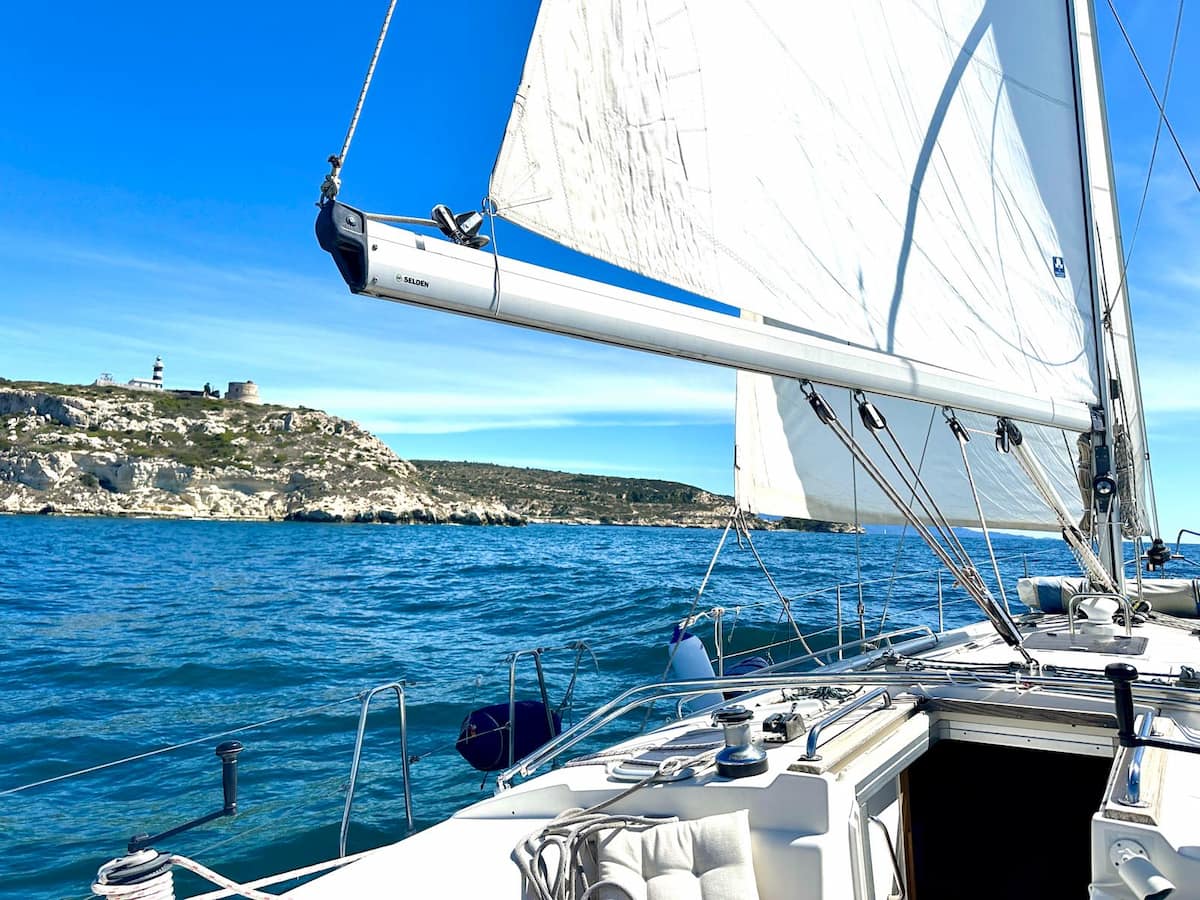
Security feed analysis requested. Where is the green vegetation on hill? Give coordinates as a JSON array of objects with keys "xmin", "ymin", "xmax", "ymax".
[
  {"xmin": 1, "ymin": 379, "xmax": 855, "ymax": 530},
  {"xmin": 409, "ymin": 460, "xmax": 855, "ymax": 531}
]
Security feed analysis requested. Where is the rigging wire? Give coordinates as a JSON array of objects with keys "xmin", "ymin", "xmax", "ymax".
[
  {"xmin": 799, "ymin": 382, "xmax": 1032, "ymax": 664},
  {"xmin": 733, "ymin": 510, "xmax": 824, "ymax": 664},
  {"xmin": 641, "ymin": 510, "xmax": 738, "ymax": 732},
  {"xmin": 950, "ymin": 413, "xmax": 1009, "ymax": 612},
  {"xmin": 876, "ymin": 406, "xmax": 938, "ymax": 634},
  {"xmin": 849, "ymin": 393, "xmax": 865, "ymax": 641},
  {"xmin": 0, "ymin": 694, "xmax": 363, "ymax": 797},
  {"xmin": 1104, "ymin": 0, "xmax": 1199, "ymax": 195},
  {"xmin": 1116, "ymin": 0, "xmax": 1186, "ymax": 279},
  {"xmin": 852, "ymin": 393, "xmax": 972, "ymax": 572}
]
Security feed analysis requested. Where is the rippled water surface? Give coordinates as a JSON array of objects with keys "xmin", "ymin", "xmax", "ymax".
[{"xmin": 0, "ymin": 516, "xmax": 1074, "ymax": 898}]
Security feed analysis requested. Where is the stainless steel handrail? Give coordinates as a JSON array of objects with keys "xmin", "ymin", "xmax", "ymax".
[
  {"xmin": 1068, "ymin": 592, "xmax": 1134, "ymax": 638},
  {"xmin": 673, "ymin": 626, "xmax": 936, "ymax": 718},
  {"xmin": 1175, "ymin": 529, "xmax": 1200, "ymax": 556},
  {"xmin": 495, "ymin": 665, "xmax": 1200, "ymax": 790},
  {"xmin": 1119, "ymin": 711, "xmax": 1157, "ymax": 807},
  {"xmin": 505, "ymin": 640, "xmax": 596, "ymax": 767},
  {"xmin": 340, "ymin": 681, "xmax": 413, "ymax": 857},
  {"xmin": 802, "ymin": 688, "xmax": 892, "ymax": 760}
]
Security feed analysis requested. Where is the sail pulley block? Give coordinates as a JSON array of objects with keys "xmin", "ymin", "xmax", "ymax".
[
  {"xmin": 431, "ymin": 204, "xmax": 490, "ymax": 250},
  {"xmin": 942, "ymin": 407, "xmax": 969, "ymax": 444},
  {"xmin": 854, "ymin": 390, "xmax": 887, "ymax": 431},
  {"xmin": 800, "ymin": 381, "xmax": 837, "ymax": 425},
  {"xmin": 1093, "ymin": 473, "xmax": 1118, "ymax": 513},
  {"xmin": 995, "ymin": 417, "xmax": 1023, "ymax": 453}
]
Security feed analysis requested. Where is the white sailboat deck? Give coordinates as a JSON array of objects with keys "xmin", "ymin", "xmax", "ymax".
[{"xmin": 280, "ymin": 615, "xmax": 1200, "ymax": 899}]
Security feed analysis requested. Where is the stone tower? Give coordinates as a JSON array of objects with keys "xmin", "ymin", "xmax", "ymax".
[{"xmin": 226, "ymin": 380, "xmax": 261, "ymax": 404}]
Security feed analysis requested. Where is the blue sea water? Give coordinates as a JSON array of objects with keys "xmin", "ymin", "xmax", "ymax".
[{"xmin": 0, "ymin": 516, "xmax": 1075, "ymax": 899}]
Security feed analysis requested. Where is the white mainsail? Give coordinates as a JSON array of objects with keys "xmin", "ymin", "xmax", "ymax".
[{"xmin": 489, "ymin": 0, "xmax": 1153, "ymax": 532}]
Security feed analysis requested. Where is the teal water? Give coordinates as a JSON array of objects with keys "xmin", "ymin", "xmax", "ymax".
[{"xmin": 0, "ymin": 516, "xmax": 1073, "ymax": 898}]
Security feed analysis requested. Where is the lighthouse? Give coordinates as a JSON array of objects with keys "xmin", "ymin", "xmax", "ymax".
[{"xmin": 124, "ymin": 356, "xmax": 166, "ymax": 392}]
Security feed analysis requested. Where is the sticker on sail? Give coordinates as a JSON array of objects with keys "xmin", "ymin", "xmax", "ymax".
[{"xmin": 1052, "ymin": 256, "xmax": 1066, "ymax": 278}]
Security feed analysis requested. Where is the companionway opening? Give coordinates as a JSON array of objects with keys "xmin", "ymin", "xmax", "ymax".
[{"xmin": 901, "ymin": 740, "xmax": 1111, "ymax": 899}]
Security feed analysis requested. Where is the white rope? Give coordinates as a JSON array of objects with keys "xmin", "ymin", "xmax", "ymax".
[
  {"xmin": 320, "ymin": 0, "xmax": 400, "ymax": 201},
  {"xmin": 186, "ymin": 850, "xmax": 373, "ymax": 900},
  {"xmin": 512, "ymin": 750, "xmax": 717, "ymax": 900},
  {"xmin": 92, "ymin": 850, "xmax": 284, "ymax": 900},
  {"xmin": 1009, "ymin": 440, "xmax": 1117, "ymax": 593}
]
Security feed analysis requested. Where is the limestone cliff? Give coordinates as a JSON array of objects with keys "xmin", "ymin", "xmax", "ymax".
[
  {"xmin": 0, "ymin": 381, "xmax": 522, "ymax": 524},
  {"xmin": 0, "ymin": 380, "xmax": 859, "ymax": 532}
]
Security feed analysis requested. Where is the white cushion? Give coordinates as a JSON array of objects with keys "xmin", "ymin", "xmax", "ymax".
[{"xmin": 595, "ymin": 809, "xmax": 761, "ymax": 900}]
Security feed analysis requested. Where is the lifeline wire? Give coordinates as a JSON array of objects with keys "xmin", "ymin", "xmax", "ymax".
[{"xmin": 1, "ymin": 695, "xmax": 362, "ymax": 797}]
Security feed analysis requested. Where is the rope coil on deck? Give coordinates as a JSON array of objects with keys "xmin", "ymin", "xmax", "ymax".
[
  {"xmin": 93, "ymin": 849, "xmax": 283, "ymax": 900},
  {"xmin": 512, "ymin": 748, "xmax": 717, "ymax": 900}
]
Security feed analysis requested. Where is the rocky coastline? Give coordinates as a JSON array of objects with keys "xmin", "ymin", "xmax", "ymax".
[
  {"xmin": 0, "ymin": 381, "xmax": 521, "ymax": 525},
  {"xmin": 0, "ymin": 380, "xmax": 859, "ymax": 532}
]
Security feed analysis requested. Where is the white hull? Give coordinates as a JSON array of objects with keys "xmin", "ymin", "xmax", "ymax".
[{"xmin": 187, "ymin": 610, "xmax": 1200, "ymax": 900}]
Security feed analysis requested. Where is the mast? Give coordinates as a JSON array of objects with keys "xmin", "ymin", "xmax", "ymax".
[{"xmin": 1067, "ymin": 0, "xmax": 1124, "ymax": 589}]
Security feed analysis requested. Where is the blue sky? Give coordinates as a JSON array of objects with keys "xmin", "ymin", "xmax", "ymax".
[{"xmin": 0, "ymin": 2, "xmax": 1196, "ymax": 536}]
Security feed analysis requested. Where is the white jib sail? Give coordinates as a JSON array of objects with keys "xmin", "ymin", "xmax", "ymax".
[
  {"xmin": 734, "ymin": 371, "xmax": 1085, "ymax": 529},
  {"xmin": 490, "ymin": 0, "xmax": 1153, "ymax": 531}
]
